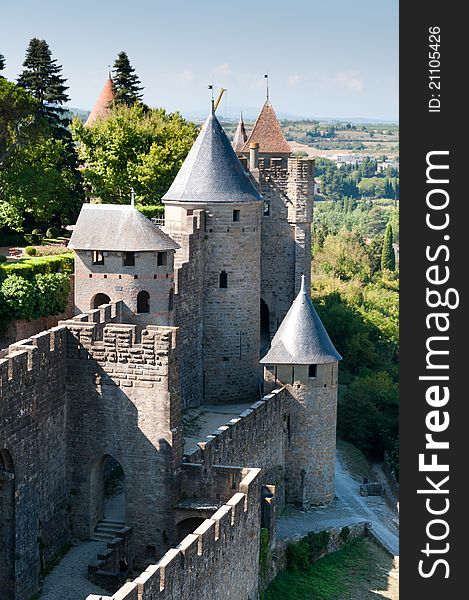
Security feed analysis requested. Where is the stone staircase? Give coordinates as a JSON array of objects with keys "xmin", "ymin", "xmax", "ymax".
[{"xmin": 92, "ymin": 519, "xmax": 125, "ymax": 542}]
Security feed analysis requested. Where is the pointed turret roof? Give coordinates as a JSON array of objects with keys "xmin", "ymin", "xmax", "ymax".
[
  {"xmin": 85, "ymin": 76, "xmax": 114, "ymax": 127},
  {"xmin": 69, "ymin": 204, "xmax": 179, "ymax": 252},
  {"xmin": 162, "ymin": 110, "xmax": 262, "ymax": 204},
  {"xmin": 242, "ymin": 101, "xmax": 291, "ymax": 155},
  {"xmin": 232, "ymin": 113, "xmax": 248, "ymax": 154},
  {"xmin": 261, "ymin": 276, "xmax": 342, "ymax": 365}
]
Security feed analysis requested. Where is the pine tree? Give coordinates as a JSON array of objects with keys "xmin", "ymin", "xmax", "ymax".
[
  {"xmin": 0, "ymin": 53, "xmax": 5, "ymax": 76},
  {"xmin": 381, "ymin": 223, "xmax": 395, "ymax": 271},
  {"xmin": 17, "ymin": 38, "xmax": 69, "ymax": 130},
  {"xmin": 112, "ymin": 51, "xmax": 143, "ymax": 106}
]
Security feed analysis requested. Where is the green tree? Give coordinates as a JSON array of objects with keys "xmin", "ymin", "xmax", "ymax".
[
  {"xmin": 0, "ymin": 77, "xmax": 39, "ymax": 165},
  {"xmin": 0, "ymin": 133, "xmax": 84, "ymax": 231},
  {"xmin": 17, "ymin": 38, "xmax": 69, "ymax": 131},
  {"xmin": 71, "ymin": 103, "xmax": 197, "ymax": 204},
  {"xmin": 112, "ymin": 51, "xmax": 143, "ymax": 106},
  {"xmin": 381, "ymin": 223, "xmax": 395, "ymax": 271}
]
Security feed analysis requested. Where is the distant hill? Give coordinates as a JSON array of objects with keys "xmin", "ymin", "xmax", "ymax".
[
  {"xmin": 64, "ymin": 106, "xmax": 90, "ymax": 123},
  {"xmin": 183, "ymin": 106, "xmax": 398, "ymax": 125}
]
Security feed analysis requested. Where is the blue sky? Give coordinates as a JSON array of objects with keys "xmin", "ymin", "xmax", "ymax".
[{"xmin": 2, "ymin": 0, "xmax": 398, "ymax": 121}]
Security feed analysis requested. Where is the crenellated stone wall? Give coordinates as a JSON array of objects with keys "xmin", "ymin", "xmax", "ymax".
[
  {"xmin": 62, "ymin": 304, "xmax": 183, "ymax": 565},
  {"xmin": 86, "ymin": 467, "xmax": 261, "ymax": 600},
  {"xmin": 0, "ymin": 327, "xmax": 69, "ymax": 600}
]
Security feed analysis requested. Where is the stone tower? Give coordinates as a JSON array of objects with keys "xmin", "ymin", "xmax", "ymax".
[
  {"xmin": 163, "ymin": 108, "xmax": 263, "ymax": 404},
  {"xmin": 261, "ymin": 275, "xmax": 342, "ymax": 506},
  {"xmin": 238, "ymin": 100, "xmax": 314, "ymax": 339},
  {"xmin": 84, "ymin": 74, "xmax": 114, "ymax": 127},
  {"xmin": 69, "ymin": 203, "xmax": 179, "ymax": 329}
]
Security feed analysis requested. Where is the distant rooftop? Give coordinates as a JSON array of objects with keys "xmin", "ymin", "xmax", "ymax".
[
  {"xmin": 84, "ymin": 76, "xmax": 114, "ymax": 127},
  {"xmin": 69, "ymin": 204, "xmax": 179, "ymax": 252},
  {"xmin": 242, "ymin": 101, "xmax": 291, "ymax": 155},
  {"xmin": 162, "ymin": 111, "xmax": 262, "ymax": 204}
]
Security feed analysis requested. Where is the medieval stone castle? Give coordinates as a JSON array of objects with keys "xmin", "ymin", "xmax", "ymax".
[{"xmin": 0, "ymin": 86, "xmax": 341, "ymax": 600}]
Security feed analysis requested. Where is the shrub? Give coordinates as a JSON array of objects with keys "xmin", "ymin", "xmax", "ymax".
[
  {"xmin": 35, "ymin": 273, "xmax": 70, "ymax": 316},
  {"xmin": 0, "ymin": 274, "xmax": 38, "ymax": 321},
  {"xmin": 32, "ymin": 245, "xmax": 69, "ymax": 257},
  {"xmin": 0, "ymin": 255, "xmax": 7, "ymax": 263},
  {"xmin": 25, "ymin": 246, "xmax": 37, "ymax": 256},
  {"xmin": 0, "ymin": 253, "xmax": 74, "ymax": 279},
  {"xmin": 286, "ymin": 540, "xmax": 310, "ymax": 571},
  {"xmin": 137, "ymin": 204, "xmax": 165, "ymax": 220},
  {"xmin": 339, "ymin": 526, "xmax": 350, "ymax": 543},
  {"xmin": 46, "ymin": 227, "xmax": 60, "ymax": 239}
]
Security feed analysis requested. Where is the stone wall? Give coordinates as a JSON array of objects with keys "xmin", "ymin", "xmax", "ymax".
[
  {"xmin": 63, "ymin": 303, "xmax": 183, "ymax": 566},
  {"xmin": 167, "ymin": 210, "xmax": 205, "ymax": 409},
  {"xmin": 185, "ymin": 388, "xmax": 287, "ymax": 502},
  {"xmin": 74, "ymin": 250, "xmax": 175, "ymax": 331},
  {"xmin": 86, "ymin": 467, "xmax": 261, "ymax": 600},
  {"xmin": 256, "ymin": 157, "xmax": 314, "ymax": 338},
  {"xmin": 202, "ymin": 201, "xmax": 262, "ymax": 404},
  {"xmin": 265, "ymin": 363, "xmax": 339, "ymax": 506},
  {"xmin": 0, "ymin": 328, "xmax": 70, "ymax": 600}
]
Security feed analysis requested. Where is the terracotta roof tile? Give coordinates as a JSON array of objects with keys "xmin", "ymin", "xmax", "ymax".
[
  {"xmin": 85, "ymin": 77, "xmax": 114, "ymax": 127},
  {"xmin": 242, "ymin": 101, "xmax": 291, "ymax": 154}
]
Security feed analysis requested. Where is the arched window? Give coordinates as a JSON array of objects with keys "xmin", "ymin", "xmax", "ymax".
[
  {"xmin": 137, "ymin": 290, "xmax": 150, "ymax": 313},
  {"xmin": 92, "ymin": 293, "xmax": 111, "ymax": 309},
  {"xmin": 219, "ymin": 271, "xmax": 228, "ymax": 289}
]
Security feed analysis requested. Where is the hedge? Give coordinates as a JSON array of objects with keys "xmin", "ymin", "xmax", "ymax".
[
  {"xmin": 137, "ymin": 204, "xmax": 165, "ymax": 220},
  {"xmin": 0, "ymin": 253, "xmax": 74, "ymax": 333},
  {"xmin": 0, "ymin": 253, "xmax": 74, "ymax": 281},
  {"xmin": 0, "ymin": 272, "xmax": 71, "ymax": 331}
]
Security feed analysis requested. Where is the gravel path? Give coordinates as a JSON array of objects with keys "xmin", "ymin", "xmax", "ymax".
[
  {"xmin": 277, "ymin": 455, "xmax": 399, "ymax": 556},
  {"xmin": 38, "ymin": 540, "xmax": 108, "ymax": 600}
]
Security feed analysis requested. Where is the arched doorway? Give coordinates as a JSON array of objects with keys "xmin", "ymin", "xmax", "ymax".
[
  {"xmin": 176, "ymin": 517, "xmax": 206, "ymax": 544},
  {"xmin": 91, "ymin": 293, "xmax": 111, "ymax": 309},
  {"xmin": 90, "ymin": 455, "xmax": 125, "ymax": 538},
  {"xmin": 0, "ymin": 449, "xmax": 15, "ymax": 600},
  {"xmin": 137, "ymin": 290, "xmax": 150, "ymax": 313}
]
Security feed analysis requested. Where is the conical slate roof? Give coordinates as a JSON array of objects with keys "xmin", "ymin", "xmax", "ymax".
[
  {"xmin": 162, "ymin": 111, "xmax": 262, "ymax": 204},
  {"xmin": 232, "ymin": 113, "xmax": 248, "ymax": 153},
  {"xmin": 85, "ymin": 76, "xmax": 114, "ymax": 127},
  {"xmin": 261, "ymin": 276, "xmax": 342, "ymax": 365},
  {"xmin": 242, "ymin": 101, "xmax": 291, "ymax": 155},
  {"xmin": 69, "ymin": 204, "xmax": 179, "ymax": 252}
]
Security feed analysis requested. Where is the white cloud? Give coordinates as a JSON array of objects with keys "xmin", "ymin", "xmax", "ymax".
[
  {"xmin": 287, "ymin": 74, "xmax": 301, "ymax": 87},
  {"xmin": 214, "ymin": 62, "xmax": 231, "ymax": 77},
  {"xmin": 177, "ymin": 70, "xmax": 195, "ymax": 85},
  {"xmin": 333, "ymin": 70, "xmax": 364, "ymax": 93}
]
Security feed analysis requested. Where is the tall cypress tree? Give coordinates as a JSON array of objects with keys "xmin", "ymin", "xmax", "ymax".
[
  {"xmin": 112, "ymin": 51, "xmax": 143, "ymax": 106},
  {"xmin": 381, "ymin": 223, "xmax": 396, "ymax": 271},
  {"xmin": 17, "ymin": 38, "xmax": 69, "ymax": 130}
]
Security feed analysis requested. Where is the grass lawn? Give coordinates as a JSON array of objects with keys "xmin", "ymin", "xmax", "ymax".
[{"xmin": 262, "ymin": 538, "xmax": 398, "ymax": 600}]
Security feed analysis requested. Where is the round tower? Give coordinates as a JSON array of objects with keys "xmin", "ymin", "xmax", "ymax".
[
  {"xmin": 261, "ymin": 276, "xmax": 342, "ymax": 506},
  {"xmin": 163, "ymin": 109, "xmax": 263, "ymax": 404},
  {"xmin": 69, "ymin": 203, "xmax": 179, "ymax": 329}
]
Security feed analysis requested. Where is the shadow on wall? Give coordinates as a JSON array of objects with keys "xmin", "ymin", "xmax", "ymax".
[
  {"xmin": 65, "ymin": 326, "xmax": 181, "ymax": 570},
  {"xmin": 0, "ymin": 449, "xmax": 15, "ymax": 600}
]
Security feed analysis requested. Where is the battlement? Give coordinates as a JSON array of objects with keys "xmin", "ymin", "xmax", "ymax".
[
  {"xmin": 0, "ymin": 326, "xmax": 66, "ymax": 392},
  {"xmin": 86, "ymin": 467, "xmax": 260, "ymax": 600},
  {"xmin": 184, "ymin": 388, "xmax": 286, "ymax": 472},
  {"xmin": 60, "ymin": 302, "xmax": 178, "ymax": 386}
]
